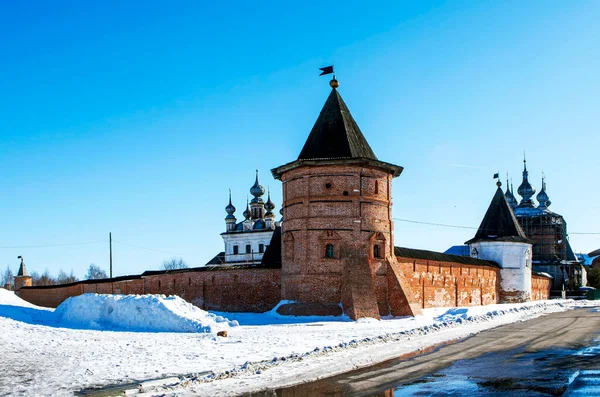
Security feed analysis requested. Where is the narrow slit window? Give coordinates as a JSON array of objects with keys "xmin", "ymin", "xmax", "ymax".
[
  {"xmin": 375, "ymin": 181, "xmax": 379, "ymax": 195},
  {"xmin": 325, "ymin": 244, "xmax": 335, "ymax": 259},
  {"xmin": 374, "ymin": 244, "xmax": 380, "ymax": 258}
]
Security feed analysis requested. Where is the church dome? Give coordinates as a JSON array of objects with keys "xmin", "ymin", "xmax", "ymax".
[
  {"xmin": 536, "ymin": 176, "xmax": 551, "ymax": 209},
  {"xmin": 225, "ymin": 190, "xmax": 236, "ymax": 215},
  {"xmin": 250, "ymin": 170, "xmax": 266, "ymax": 198},
  {"xmin": 243, "ymin": 201, "xmax": 252, "ymax": 220},
  {"xmin": 517, "ymin": 157, "xmax": 536, "ymax": 207}
]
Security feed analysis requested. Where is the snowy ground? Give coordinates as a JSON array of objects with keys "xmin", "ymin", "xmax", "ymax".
[{"xmin": 1, "ymin": 289, "xmax": 598, "ymax": 397}]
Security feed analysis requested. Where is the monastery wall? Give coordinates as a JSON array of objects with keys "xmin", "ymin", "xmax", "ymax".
[
  {"xmin": 531, "ymin": 274, "xmax": 552, "ymax": 300},
  {"xmin": 391, "ymin": 256, "xmax": 500, "ymax": 311},
  {"xmin": 16, "ymin": 268, "xmax": 281, "ymax": 312}
]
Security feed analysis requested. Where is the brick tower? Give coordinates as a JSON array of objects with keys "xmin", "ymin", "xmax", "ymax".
[
  {"xmin": 272, "ymin": 78, "xmax": 419, "ymax": 319},
  {"xmin": 14, "ymin": 256, "xmax": 32, "ymax": 291}
]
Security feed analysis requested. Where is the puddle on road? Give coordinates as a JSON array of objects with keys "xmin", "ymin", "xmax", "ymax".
[
  {"xmin": 263, "ymin": 339, "xmax": 600, "ymax": 397},
  {"xmin": 395, "ymin": 340, "xmax": 600, "ymax": 396}
]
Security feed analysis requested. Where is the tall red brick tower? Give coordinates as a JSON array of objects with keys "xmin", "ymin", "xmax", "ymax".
[{"xmin": 272, "ymin": 78, "xmax": 419, "ymax": 319}]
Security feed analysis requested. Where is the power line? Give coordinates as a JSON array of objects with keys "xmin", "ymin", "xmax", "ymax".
[
  {"xmin": 393, "ymin": 218, "xmax": 477, "ymax": 230},
  {"xmin": 0, "ymin": 240, "xmax": 104, "ymax": 249},
  {"xmin": 113, "ymin": 240, "xmax": 186, "ymax": 256},
  {"xmin": 393, "ymin": 218, "xmax": 600, "ymax": 235}
]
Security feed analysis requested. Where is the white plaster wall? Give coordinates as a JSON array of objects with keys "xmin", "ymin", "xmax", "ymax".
[
  {"xmin": 222, "ymin": 230, "xmax": 274, "ymax": 263},
  {"xmin": 470, "ymin": 241, "xmax": 532, "ymax": 297}
]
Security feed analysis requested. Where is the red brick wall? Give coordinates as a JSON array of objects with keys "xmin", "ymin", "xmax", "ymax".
[
  {"xmin": 17, "ymin": 283, "xmax": 84, "ymax": 308},
  {"xmin": 391, "ymin": 257, "xmax": 499, "ymax": 310},
  {"xmin": 531, "ymin": 275, "xmax": 552, "ymax": 300},
  {"xmin": 16, "ymin": 268, "xmax": 281, "ymax": 312}
]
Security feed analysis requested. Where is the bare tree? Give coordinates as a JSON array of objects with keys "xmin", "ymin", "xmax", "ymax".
[
  {"xmin": 85, "ymin": 263, "xmax": 108, "ymax": 280},
  {"xmin": 57, "ymin": 270, "xmax": 79, "ymax": 284},
  {"xmin": 37, "ymin": 269, "xmax": 57, "ymax": 286},
  {"xmin": 161, "ymin": 257, "xmax": 189, "ymax": 270},
  {"xmin": 1, "ymin": 265, "xmax": 14, "ymax": 288}
]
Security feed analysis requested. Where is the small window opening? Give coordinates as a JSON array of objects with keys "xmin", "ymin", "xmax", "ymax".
[
  {"xmin": 189, "ymin": 277, "xmax": 192, "ymax": 286},
  {"xmin": 233, "ymin": 245, "xmax": 239, "ymax": 255},
  {"xmin": 375, "ymin": 181, "xmax": 379, "ymax": 194},
  {"xmin": 259, "ymin": 243, "xmax": 264, "ymax": 253},
  {"xmin": 343, "ymin": 191, "xmax": 349, "ymax": 196},
  {"xmin": 325, "ymin": 183, "xmax": 332, "ymax": 189},
  {"xmin": 374, "ymin": 244, "xmax": 381, "ymax": 258},
  {"xmin": 158, "ymin": 280, "xmax": 161, "ymax": 289},
  {"xmin": 325, "ymin": 244, "xmax": 335, "ymax": 258},
  {"xmin": 173, "ymin": 279, "xmax": 176, "ymax": 288},
  {"xmin": 246, "ymin": 244, "xmax": 251, "ymax": 254}
]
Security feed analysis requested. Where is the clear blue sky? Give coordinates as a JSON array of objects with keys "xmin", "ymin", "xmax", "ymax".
[{"xmin": 1, "ymin": 1, "xmax": 599, "ymax": 279}]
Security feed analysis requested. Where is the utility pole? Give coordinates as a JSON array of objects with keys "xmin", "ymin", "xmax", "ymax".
[{"xmin": 109, "ymin": 232, "xmax": 113, "ymax": 279}]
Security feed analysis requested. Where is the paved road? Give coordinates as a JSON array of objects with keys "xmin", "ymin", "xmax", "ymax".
[{"xmin": 270, "ymin": 307, "xmax": 600, "ymax": 396}]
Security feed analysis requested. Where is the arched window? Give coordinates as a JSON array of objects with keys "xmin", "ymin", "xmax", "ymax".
[
  {"xmin": 374, "ymin": 244, "xmax": 381, "ymax": 258},
  {"xmin": 325, "ymin": 244, "xmax": 335, "ymax": 259}
]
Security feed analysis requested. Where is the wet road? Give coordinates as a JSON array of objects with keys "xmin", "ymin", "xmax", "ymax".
[{"xmin": 260, "ymin": 308, "xmax": 600, "ymax": 396}]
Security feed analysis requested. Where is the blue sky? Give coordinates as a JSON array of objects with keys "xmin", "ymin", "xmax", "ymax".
[{"xmin": 1, "ymin": 1, "xmax": 599, "ymax": 279}]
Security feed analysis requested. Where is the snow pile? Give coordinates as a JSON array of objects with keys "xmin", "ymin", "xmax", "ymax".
[
  {"xmin": 54, "ymin": 293, "xmax": 238, "ymax": 333},
  {"xmin": 0, "ymin": 288, "xmax": 44, "ymax": 308}
]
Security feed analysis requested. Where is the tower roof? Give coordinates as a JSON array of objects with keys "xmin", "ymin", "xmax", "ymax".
[
  {"xmin": 466, "ymin": 184, "xmax": 530, "ymax": 244},
  {"xmin": 272, "ymin": 85, "xmax": 403, "ymax": 180},
  {"xmin": 17, "ymin": 257, "xmax": 29, "ymax": 277},
  {"xmin": 298, "ymin": 88, "xmax": 377, "ymax": 161}
]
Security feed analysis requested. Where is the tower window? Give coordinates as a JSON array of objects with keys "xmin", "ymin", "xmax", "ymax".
[
  {"xmin": 343, "ymin": 191, "xmax": 349, "ymax": 196},
  {"xmin": 325, "ymin": 244, "xmax": 335, "ymax": 259},
  {"xmin": 325, "ymin": 183, "xmax": 332, "ymax": 189},
  {"xmin": 246, "ymin": 244, "xmax": 252, "ymax": 254},
  {"xmin": 259, "ymin": 243, "xmax": 264, "ymax": 253},
  {"xmin": 375, "ymin": 181, "xmax": 379, "ymax": 195},
  {"xmin": 233, "ymin": 245, "xmax": 239, "ymax": 255},
  {"xmin": 374, "ymin": 244, "xmax": 381, "ymax": 258}
]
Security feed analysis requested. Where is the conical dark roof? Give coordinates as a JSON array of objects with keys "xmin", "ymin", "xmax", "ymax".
[
  {"xmin": 298, "ymin": 89, "xmax": 377, "ymax": 160},
  {"xmin": 466, "ymin": 186, "xmax": 529, "ymax": 244}
]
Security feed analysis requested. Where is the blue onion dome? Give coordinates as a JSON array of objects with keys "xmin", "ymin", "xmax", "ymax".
[
  {"xmin": 265, "ymin": 191, "xmax": 276, "ymax": 218},
  {"xmin": 504, "ymin": 176, "xmax": 517, "ymax": 207},
  {"xmin": 536, "ymin": 176, "xmax": 551, "ymax": 209},
  {"xmin": 225, "ymin": 190, "xmax": 236, "ymax": 215},
  {"xmin": 250, "ymin": 169, "xmax": 266, "ymax": 199},
  {"xmin": 243, "ymin": 200, "xmax": 252, "ymax": 220},
  {"xmin": 517, "ymin": 157, "xmax": 536, "ymax": 206}
]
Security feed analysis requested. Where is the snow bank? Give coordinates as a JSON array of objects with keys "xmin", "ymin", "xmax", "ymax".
[
  {"xmin": 0, "ymin": 288, "xmax": 46, "ymax": 308},
  {"xmin": 54, "ymin": 293, "xmax": 238, "ymax": 333}
]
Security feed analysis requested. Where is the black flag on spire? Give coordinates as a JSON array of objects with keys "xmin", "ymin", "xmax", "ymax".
[
  {"xmin": 493, "ymin": 173, "xmax": 499, "ymax": 179},
  {"xmin": 319, "ymin": 65, "xmax": 334, "ymax": 76}
]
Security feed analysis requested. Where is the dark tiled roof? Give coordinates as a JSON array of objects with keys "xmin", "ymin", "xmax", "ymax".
[
  {"xmin": 298, "ymin": 89, "xmax": 377, "ymax": 161},
  {"xmin": 394, "ymin": 246, "xmax": 500, "ymax": 268},
  {"xmin": 205, "ymin": 252, "xmax": 225, "ymax": 265},
  {"xmin": 465, "ymin": 187, "xmax": 530, "ymax": 244},
  {"xmin": 589, "ymin": 248, "xmax": 600, "ymax": 257},
  {"xmin": 261, "ymin": 226, "xmax": 282, "ymax": 268}
]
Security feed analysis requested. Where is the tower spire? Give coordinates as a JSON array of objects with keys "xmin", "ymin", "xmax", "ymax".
[{"xmin": 517, "ymin": 153, "xmax": 536, "ymax": 207}]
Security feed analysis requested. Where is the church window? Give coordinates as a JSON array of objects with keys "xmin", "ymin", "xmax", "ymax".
[
  {"xmin": 259, "ymin": 243, "xmax": 264, "ymax": 253},
  {"xmin": 374, "ymin": 244, "xmax": 381, "ymax": 258},
  {"xmin": 325, "ymin": 244, "xmax": 335, "ymax": 259},
  {"xmin": 471, "ymin": 247, "xmax": 478, "ymax": 259},
  {"xmin": 233, "ymin": 245, "xmax": 239, "ymax": 255},
  {"xmin": 246, "ymin": 244, "xmax": 251, "ymax": 254}
]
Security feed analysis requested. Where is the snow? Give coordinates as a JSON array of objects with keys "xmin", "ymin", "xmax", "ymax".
[
  {"xmin": 1, "ymin": 288, "xmax": 599, "ymax": 397},
  {"xmin": 54, "ymin": 293, "xmax": 238, "ymax": 332}
]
